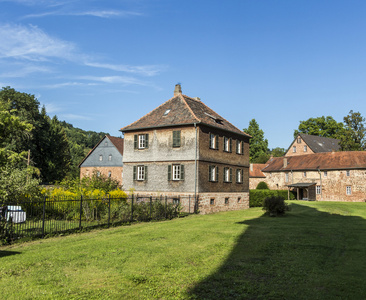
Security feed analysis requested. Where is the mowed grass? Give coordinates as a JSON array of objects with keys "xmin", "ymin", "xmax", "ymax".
[{"xmin": 1, "ymin": 201, "xmax": 366, "ymax": 299}]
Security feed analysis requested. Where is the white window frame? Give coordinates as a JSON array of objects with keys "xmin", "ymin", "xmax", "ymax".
[
  {"xmin": 346, "ymin": 186, "xmax": 352, "ymax": 195},
  {"xmin": 108, "ymin": 171, "xmax": 111, "ymax": 178},
  {"xmin": 210, "ymin": 133, "xmax": 217, "ymax": 149},
  {"xmin": 108, "ymin": 154, "xmax": 112, "ymax": 161},
  {"xmin": 209, "ymin": 165, "xmax": 217, "ymax": 182},
  {"xmin": 137, "ymin": 166, "xmax": 145, "ymax": 181},
  {"xmin": 224, "ymin": 137, "xmax": 229, "ymax": 152},
  {"xmin": 285, "ymin": 173, "xmax": 289, "ymax": 183},
  {"xmin": 316, "ymin": 185, "xmax": 321, "ymax": 195},
  {"xmin": 138, "ymin": 135, "xmax": 146, "ymax": 149},
  {"xmin": 224, "ymin": 167, "xmax": 231, "ymax": 183},
  {"xmin": 293, "ymin": 146, "xmax": 296, "ymax": 153},
  {"xmin": 236, "ymin": 169, "xmax": 243, "ymax": 183},
  {"xmin": 346, "ymin": 170, "xmax": 350, "ymax": 177},
  {"xmin": 99, "ymin": 155, "xmax": 103, "ymax": 161},
  {"xmin": 172, "ymin": 164, "xmax": 181, "ymax": 181},
  {"xmin": 324, "ymin": 171, "xmax": 327, "ymax": 178},
  {"xmin": 304, "ymin": 145, "xmax": 307, "ymax": 152},
  {"xmin": 237, "ymin": 140, "xmax": 242, "ymax": 154}
]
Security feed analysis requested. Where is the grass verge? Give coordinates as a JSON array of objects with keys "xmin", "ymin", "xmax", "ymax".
[{"xmin": 1, "ymin": 201, "xmax": 366, "ymax": 299}]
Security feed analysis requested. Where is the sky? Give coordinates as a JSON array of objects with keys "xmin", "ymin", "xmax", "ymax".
[{"xmin": 1, "ymin": 0, "xmax": 366, "ymax": 149}]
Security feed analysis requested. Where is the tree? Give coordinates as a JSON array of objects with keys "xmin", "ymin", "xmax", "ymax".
[
  {"xmin": 294, "ymin": 116, "xmax": 345, "ymax": 139},
  {"xmin": 341, "ymin": 110, "xmax": 366, "ymax": 151},
  {"xmin": 270, "ymin": 147, "xmax": 286, "ymax": 157},
  {"xmin": 244, "ymin": 119, "xmax": 269, "ymax": 163}
]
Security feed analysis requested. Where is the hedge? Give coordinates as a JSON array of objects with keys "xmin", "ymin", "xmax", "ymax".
[{"xmin": 249, "ymin": 189, "xmax": 296, "ymax": 207}]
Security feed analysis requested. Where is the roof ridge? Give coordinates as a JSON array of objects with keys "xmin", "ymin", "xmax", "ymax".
[{"xmin": 180, "ymin": 94, "xmax": 201, "ymax": 123}]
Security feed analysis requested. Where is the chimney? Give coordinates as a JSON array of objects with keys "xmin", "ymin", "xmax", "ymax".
[
  {"xmin": 174, "ymin": 84, "xmax": 182, "ymax": 96},
  {"xmin": 250, "ymin": 163, "xmax": 253, "ymax": 172},
  {"xmin": 283, "ymin": 158, "xmax": 287, "ymax": 168}
]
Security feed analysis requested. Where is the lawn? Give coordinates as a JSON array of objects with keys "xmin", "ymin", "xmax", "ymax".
[{"xmin": 1, "ymin": 201, "xmax": 366, "ymax": 299}]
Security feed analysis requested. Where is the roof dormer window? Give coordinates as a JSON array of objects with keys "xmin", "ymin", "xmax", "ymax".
[
  {"xmin": 204, "ymin": 112, "xmax": 223, "ymax": 124},
  {"xmin": 163, "ymin": 109, "xmax": 171, "ymax": 116}
]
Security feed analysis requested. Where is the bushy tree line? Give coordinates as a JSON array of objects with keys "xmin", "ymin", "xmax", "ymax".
[{"xmin": 0, "ymin": 87, "xmax": 107, "ymax": 185}]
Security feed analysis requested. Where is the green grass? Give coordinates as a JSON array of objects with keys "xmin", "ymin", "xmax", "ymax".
[{"xmin": 1, "ymin": 201, "xmax": 366, "ymax": 299}]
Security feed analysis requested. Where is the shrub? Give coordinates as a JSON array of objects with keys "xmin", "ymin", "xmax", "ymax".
[
  {"xmin": 256, "ymin": 181, "xmax": 269, "ymax": 190},
  {"xmin": 263, "ymin": 196, "xmax": 289, "ymax": 216},
  {"xmin": 249, "ymin": 189, "xmax": 296, "ymax": 207}
]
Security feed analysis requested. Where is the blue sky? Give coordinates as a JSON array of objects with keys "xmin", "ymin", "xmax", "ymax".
[{"xmin": 1, "ymin": 0, "xmax": 366, "ymax": 149}]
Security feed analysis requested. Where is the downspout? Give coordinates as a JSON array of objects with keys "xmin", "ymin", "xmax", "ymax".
[
  {"xmin": 194, "ymin": 123, "xmax": 198, "ymax": 209},
  {"xmin": 318, "ymin": 169, "xmax": 322, "ymax": 200}
]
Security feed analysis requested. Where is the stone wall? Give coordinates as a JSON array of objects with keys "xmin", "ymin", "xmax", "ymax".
[{"xmin": 198, "ymin": 192, "xmax": 249, "ymax": 214}]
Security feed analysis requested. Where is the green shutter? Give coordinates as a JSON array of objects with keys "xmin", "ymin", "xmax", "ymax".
[
  {"xmin": 209, "ymin": 133, "xmax": 212, "ymax": 148},
  {"xmin": 144, "ymin": 166, "xmax": 148, "ymax": 180},
  {"xmin": 224, "ymin": 167, "xmax": 226, "ymax": 181},
  {"xmin": 134, "ymin": 135, "xmax": 138, "ymax": 149},
  {"xmin": 168, "ymin": 165, "xmax": 172, "ymax": 180},
  {"xmin": 223, "ymin": 137, "xmax": 226, "ymax": 150},
  {"xmin": 229, "ymin": 138, "xmax": 232, "ymax": 152},
  {"xmin": 236, "ymin": 140, "xmax": 239, "ymax": 153},
  {"xmin": 145, "ymin": 134, "xmax": 149, "ymax": 148},
  {"xmin": 216, "ymin": 166, "xmax": 219, "ymax": 182},
  {"xmin": 180, "ymin": 164, "xmax": 184, "ymax": 180},
  {"xmin": 133, "ymin": 166, "xmax": 137, "ymax": 180},
  {"xmin": 230, "ymin": 168, "xmax": 233, "ymax": 182},
  {"xmin": 215, "ymin": 134, "xmax": 219, "ymax": 149},
  {"xmin": 173, "ymin": 131, "xmax": 181, "ymax": 147},
  {"xmin": 209, "ymin": 165, "xmax": 212, "ymax": 181},
  {"xmin": 242, "ymin": 141, "xmax": 244, "ymax": 154}
]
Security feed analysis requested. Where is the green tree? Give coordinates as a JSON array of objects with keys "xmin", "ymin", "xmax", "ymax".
[
  {"xmin": 294, "ymin": 116, "xmax": 345, "ymax": 139},
  {"xmin": 244, "ymin": 119, "xmax": 269, "ymax": 163},
  {"xmin": 341, "ymin": 110, "xmax": 366, "ymax": 151},
  {"xmin": 270, "ymin": 147, "xmax": 286, "ymax": 157}
]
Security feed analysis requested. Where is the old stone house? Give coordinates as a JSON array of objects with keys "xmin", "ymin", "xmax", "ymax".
[
  {"xmin": 120, "ymin": 84, "xmax": 251, "ymax": 214},
  {"xmin": 79, "ymin": 135, "xmax": 124, "ymax": 184},
  {"xmin": 249, "ymin": 163, "xmax": 266, "ymax": 189},
  {"xmin": 285, "ymin": 133, "xmax": 340, "ymax": 157}
]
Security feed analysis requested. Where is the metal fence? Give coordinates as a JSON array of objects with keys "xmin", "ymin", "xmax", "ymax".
[{"xmin": 0, "ymin": 195, "xmax": 197, "ymax": 243}]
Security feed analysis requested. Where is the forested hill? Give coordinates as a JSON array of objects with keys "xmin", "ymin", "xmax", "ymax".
[{"xmin": 0, "ymin": 86, "xmax": 111, "ymax": 183}]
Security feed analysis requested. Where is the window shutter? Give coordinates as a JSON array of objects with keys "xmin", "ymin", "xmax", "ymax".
[
  {"xmin": 229, "ymin": 138, "xmax": 232, "ymax": 152},
  {"xmin": 209, "ymin": 133, "xmax": 212, "ymax": 148},
  {"xmin": 144, "ymin": 166, "xmax": 148, "ymax": 180},
  {"xmin": 181, "ymin": 164, "xmax": 185, "ymax": 180},
  {"xmin": 215, "ymin": 134, "xmax": 219, "ymax": 149},
  {"xmin": 168, "ymin": 165, "xmax": 172, "ymax": 181},
  {"xmin": 216, "ymin": 166, "xmax": 219, "ymax": 182},
  {"xmin": 241, "ymin": 141, "xmax": 244, "ymax": 154},
  {"xmin": 173, "ymin": 131, "xmax": 181, "ymax": 147},
  {"xmin": 236, "ymin": 140, "xmax": 239, "ymax": 153},
  {"xmin": 209, "ymin": 166, "xmax": 212, "ymax": 181},
  {"xmin": 133, "ymin": 166, "xmax": 137, "ymax": 180},
  {"xmin": 134, "ymin": 135, "xmax": 138, "ymax": 149},
  {"xmin": 223, "ymin": 167, "xmax": 226, "ymax": 181},
  {"xmin": 145, "ymin": 134, "xmax": 149, "ymax": 148},
  {"xmin": 223, "ymin": 137, "xmax": 226, "ymax": 150},
  {"xmin": 230, "ymin": 168, "xmax": 232, "ymax": 182}
]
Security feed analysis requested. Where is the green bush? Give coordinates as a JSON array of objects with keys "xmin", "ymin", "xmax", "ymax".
[
  {"xmin": 250, "ymin": 189, "xmax": 295, "ymax": 207},
  {"xmin": 256, "ymin": 181, "xmax": 269, "ymax": 190},
  {"xmin": 263, "ymin": 196, "xmax": 289, "ymax": 216}
]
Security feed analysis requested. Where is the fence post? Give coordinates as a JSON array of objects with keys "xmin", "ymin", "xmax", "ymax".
[
  {"xmin": 131, "ymin": 194, "xmax": 134, "ymax": 222},
  {"xmin": 42, "ymin": 196, "xmax": 46, "ymax": 238},
  {"xmin": 108, "ymin": 194, "xmax": 111, "ymax": 228},
  {"xmin": 165, "ymin": 196, "xmax": 167, "ymax": 219},
  {"xmin": 149, "ymin": 196, "xmax": 152, "ymax": 220},
  {"xmin": 79, "ymin": 195, "xmax": 83, "ymax": 230}
]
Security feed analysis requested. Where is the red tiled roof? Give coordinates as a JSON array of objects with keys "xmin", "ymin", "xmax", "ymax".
[
  {"xmin": 120, "ymin": 94, "xmax": 250, "ymax": 137},
  {"xmin": 108, "ymin": 135, "xmax": 124, "ymax": 155},
  {"xmin": 263, "ymin": 151, "xmax": 366, "ymax": 172},
  {"xmin": 249, "ymin": 164, "xmax": 267, "ymax": 178}
]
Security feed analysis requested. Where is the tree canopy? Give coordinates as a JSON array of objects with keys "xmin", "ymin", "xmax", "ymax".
[
  {"xmin": 244, "ymin": 119, "xmax": 269, "ymax": 163},
  {"xmin": 294, "ymin": 116, "xmax": 345, "ymax": 139}
]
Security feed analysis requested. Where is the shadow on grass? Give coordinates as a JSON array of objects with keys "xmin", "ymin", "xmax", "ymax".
[
  {"xmin": 0, "ymin": 250, "xmax": 21, "ymax": 257},
  {"xmin": 188, "ymin": 203, "xmax": 366, "ymax": 299}
]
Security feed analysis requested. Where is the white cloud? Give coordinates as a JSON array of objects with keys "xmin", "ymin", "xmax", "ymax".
[
  {"xmin": 84, "ymin": 62, "xmax": 165, "ymax": 76},
  {"xmin": 43, "ymin": 82, "xmax": 99, "ymax": 89},
  {"xmin": 79, "ymin": 75, "xmax": 148, "ymax": 86},
  {"xmin": 0, "ymin": 64, "xmax": 51, "ymax": 77},
  {"xmin": 0, "ymin": 24, "xmax": 76, "ymax": 61},
  {"xmin": 59, "ymin": 113, "xmax": 92, "ymax": 120},
  {"xmin": 22, "ymin": 9, "xmax": 142, "ymax": 19}
]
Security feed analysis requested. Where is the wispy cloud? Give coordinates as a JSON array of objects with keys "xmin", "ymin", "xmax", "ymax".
[
  {"xmin": 79, "ymin": 75, "xmax": 149, "ymax": 86},
  {"xmin": 0, "ymin": 64, "xmax": 51, "ymax": 77},
  {"xmin": 0, "ymin": 24, "xmax": 76, "ymax": 61},
  {"xmin": 43, "ymin": 82, "xmax": 99, "ymax": 89},
  {"xmin": 84, "ymin": 62, "xmax": 166, "ymax": 77},
  {"xmin": 22, "ymin": 9, "xmax": 142, "ymax": 19},
  {"xmin": 59, "ymin": 113, "xmax": 92, "ymax": 120}
]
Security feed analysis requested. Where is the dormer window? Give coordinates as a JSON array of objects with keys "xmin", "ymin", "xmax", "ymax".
[{"xmin": 204, "ymin": 112, "xmax": 223, "ymax": 124}]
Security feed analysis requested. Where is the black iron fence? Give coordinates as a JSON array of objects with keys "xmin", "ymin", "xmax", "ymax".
[{"xmin": 0, "ymin": 195, "xmax": 196, "ymax": 244}]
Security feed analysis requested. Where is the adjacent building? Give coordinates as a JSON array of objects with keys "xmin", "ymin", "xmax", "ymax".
[
  {"xmin": 120, "ymin": 84, "xmax": 251, "ymax": 214},
  {"xmin": 79, "ymin": 135, "xmax": 124, "ymax": 184}
]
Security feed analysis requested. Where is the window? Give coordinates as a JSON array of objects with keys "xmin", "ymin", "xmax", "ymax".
[
  {"xmin": 105, "ymin": 142, "xmax": 108, "ymax": 146},
  {"xmin": 236, "ymin": 140, "xmax": 244, "ymax": 154},
  {"xmin": 236, "ymin": 169, "xmax": 243, "ymax": 183},
  {"xmin": 173, "ymin": 198, "xmax": 180, "ymax": 205},
  {"xmin": 210, "ymin": 198, "xmax": 215, "ymax": 205},
  {"xmin": 223, "ymin": 137, "xmax": 232, "ymax": 152},
  {"xmin": 108, "ymin": 154, "xmax": 112, "ymax": 161},
  {"xmin": 237, "ymin": 197, "xmax": 241, "ymax": 203},
  {"xmin": 173, "ymin": 130, "xmax": 181, "ymax": 147},
  {"xmin": 225, "ymin": 198, "xmax": 229, "ymax": 205},
  {"xmin": 293, "ymin": 146, "xmax": 296, "ymax": 153},
  {"xmin": 168, "ymin": 164, "xmax": 185, "ymax": 181},
  {"xmin": 285, "ymin": 173, "xmax": 289, "ymax": 183},
  {"xmin": 316, "ymin": 185, "xmax": 321, "ymax": 195},
  {"xmin": 134, "ymin": 134, "xmax": 149, "ymax": 149},
  {"xmin": 97, "ymin": 171, "xmax": 100, "ymax": 177},
  {"xmin": 99, "ymin": 155, "xmax": 103, "ymax": 161},
  {"xmin": 304, "ymin": 145, "xmax": 307, "ymax": 152},
  {"xmin": 324, "ymin": 171, "xmax": 328, "ymax": 178},
  {"xmin": 346, "ymin": 170, "xmax": 350, "ymax": 177},
  {"xmin": 303, "ymin": 172, "xmax": 307, "ymax": 177},
  {"xmin": 209, "ymin": 165, "xmax": 218, "ymax": 182},
  {"xmin": 346, "ymin": 186, "xmax": 352, "ymax": 195},
  {"xmin": 133, "ymin": 165, "xmax": 148, "ymax": 181},
  {"xmin": 209, "ymin": 133, "xmax": 219, "ymax": 149},
  {"xmin": 297, "ymin": 138, "xmax": 302, "ymax": 143},
  {"xmin": 224, "ymin": 167, "xmax": 232, "ymax": 183},
  {"xmin": 108, "ymin": 171, "xmax": 111, "ymax": 178}
]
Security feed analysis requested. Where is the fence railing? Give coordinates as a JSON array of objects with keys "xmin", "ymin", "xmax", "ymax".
[{"xmin": 0, "ymin": 195, "xmax": 197, "ymax": 243}]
